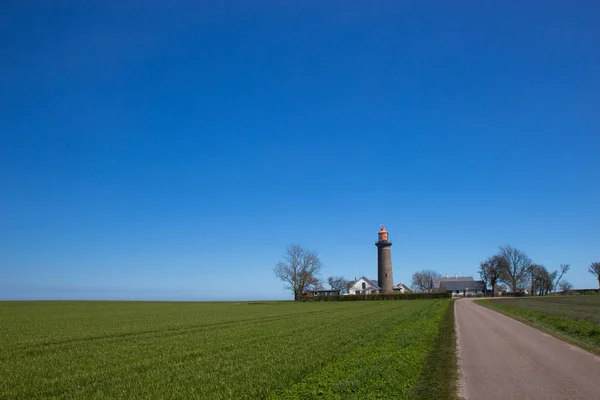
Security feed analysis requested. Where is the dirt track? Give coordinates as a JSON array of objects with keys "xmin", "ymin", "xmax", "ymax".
[{"xmin": 455, "ymin": 298, "xmax": 600, "ymax": 399}]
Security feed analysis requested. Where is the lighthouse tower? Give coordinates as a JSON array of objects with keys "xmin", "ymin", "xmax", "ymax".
[{"xmin": 375, "ymin": 225, "xmax": 394, "ymax": 294}]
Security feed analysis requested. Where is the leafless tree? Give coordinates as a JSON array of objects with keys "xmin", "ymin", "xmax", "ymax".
[
  {"xmin": 528, "ymin": 264, "xmax": 542, "ymax": 295},
  {"xmin": 588, "ymin": 262, "xmax": 600, "ymax": 289},
  {"xmin": 411, "ymin": 270, "xmax": 440, "ymax": 292},
  {"xmin": 327, "ymin": 276, "xmax": 349, "ymax": 295},
  {"xmin": 552, "ymin": 264, "xmax": 571, "ymax": 293},
  {"xmin": 558, "ymin": 280, "xmax": 573, "ymax": 292},
  {"xmin": 479, "ymin": 255, "xmax": 505, "ymax": 296},
  {"xmin": 498, "ymin": 245, "xmax": 532, "ymax": 292},
  {"xmin": 345, "ymin": 279, "xmax": 355, "ymax": 294},
  {"xmin": 528, "ymin": 264, "xmax": 553, "ymax": 295},
  {"xmin": 546, "ymin": 271, "xmax": 557, "ymax": 295},
  {"xmin": 527, "ymin": 263, "xmax": 569, "ymax": 295},
  {"xmin": 274, "ymin": 244, "xmax": 323, "ymax": 301}
]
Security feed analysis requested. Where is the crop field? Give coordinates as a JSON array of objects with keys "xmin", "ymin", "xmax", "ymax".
[
  {"xmin": 0, "ymin": 299, "xmax": 456, "ymax": 399},
  {"xmin": 480, "ymin": 296, "xmax": 600, "ymax": 354}
]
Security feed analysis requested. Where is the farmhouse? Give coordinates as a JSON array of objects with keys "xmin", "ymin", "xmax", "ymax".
[
  {"xmin": 434, "ymin": 275, "xmax": 485, "ymax": 296},
  {"xmin": 393, "ymin": 283, "xmax": 412, "ymax": 293},
  {"xmin": 348, "ymin": 276, "xmax": 380, "ymax": 295}
]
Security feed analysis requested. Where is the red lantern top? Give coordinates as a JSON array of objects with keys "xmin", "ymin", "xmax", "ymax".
[{"xmin": 378, "ymin": 225, "xmax": 388, "ymax": 241}]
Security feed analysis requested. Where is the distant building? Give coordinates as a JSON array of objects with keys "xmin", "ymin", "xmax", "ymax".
[
  {"xmin": 433, "ymin": 275, "xmax": 474, "ymax": 290},
  {"xmin": 434, "ymin": 275, "xmax": 485, "ymax": 296},
  {"xmin": 392, "ymin": 283, "xmax": 412, "ymax": 293},
  {"xmin": 348, "ymin": 276, "xmax": 380, "ymax": 295}
]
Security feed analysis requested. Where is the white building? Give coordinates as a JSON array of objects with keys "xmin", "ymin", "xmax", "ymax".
[
  {"xmin": 347, "ymin": 276, "xmax": 380, "ymax": 295},
  {"xmin": 392, "ymin": 283, "xmax": 411, "ymax": 293}
]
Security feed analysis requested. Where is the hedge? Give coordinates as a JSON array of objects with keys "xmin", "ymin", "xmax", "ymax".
[
  {"xmin": 502, "ymin": 292, "xmax": 526, "ymax": 297},
  {"xmin": 303, "ymin": 292, "xmax": 451, "ymax": 302}
]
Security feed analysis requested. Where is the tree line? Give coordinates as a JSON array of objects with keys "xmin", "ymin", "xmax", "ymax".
[
  {"xmin": 478, "ymin": 245, "xmax": 570, "ymax": 295},
  {"xmin": 410, "ymin": 245, "xmax": 600, "ymax": 294},
  {"xmin": 480, "ymin": 245, "xmax": 600, "ymax": 295}
]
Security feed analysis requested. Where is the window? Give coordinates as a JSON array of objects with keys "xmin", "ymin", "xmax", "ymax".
[{"xmin": 362, "ymin": 282, "xmax": 366, "ymax": 290}]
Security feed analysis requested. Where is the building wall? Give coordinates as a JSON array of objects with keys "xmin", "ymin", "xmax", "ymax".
[
  {"xmin": 449, "ymin": 289, "xmax": 484, "ymax": 297},
  {"xmin": 313, "ymin": 291, "xmax": 337, "ymax": 296},
  {"xmin": 348, "ymin": 278, "xmax": 378, "ymax": 295}
]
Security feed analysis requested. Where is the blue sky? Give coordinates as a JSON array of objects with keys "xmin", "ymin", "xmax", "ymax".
[{"xmin": 1, "ymin": 1, "xmax": 599, "ymax": 300}]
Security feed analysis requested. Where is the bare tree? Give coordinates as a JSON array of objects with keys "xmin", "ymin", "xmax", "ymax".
[
  {"xmin": 553, "ymin": 264, "xmax": 571, "ymax": 293},
  {"xmin": 528, "ymin": 264, "xmax": 553, "ymax": 295},
  {"xmin": 558, "ymin": 280, "xmax": 573, "ymax": 292},
  {"xmin": 528, "ymin": 264, "xmax": 543, "ymax": 295},
  {"xmin": 498, "ymin": 245, "xmax": 532, "ymax": 292},
  {"xmin": 495, "ymin": 283, "xmax": 507, "ymax": 293},
  {"xmin": 411, "ymin": 270, "xmax": 441, "ymax": 292},
  {"xmin": 479, "ymin": 255, "xmax": 505, "ymax": 296},
  {"xmin": 546, "ymin": 270, "xmax": 557, "ymax": 295},
  {"xmin": 345, "ymin": 279, "xmax": 355, "ymax": 294},
  {"xmin": 528, "ymin": 263, "xmax": 569, "ymax": 295},
  {"xmin": 327, "ymin": 276, "xmax": 349, "ymax": 295},
  {"xmin": 274, "ymin": 244, "xmax": 324, "ymax": 301},
  {"xmin": 588, "ymin": 262, "xmax": 600, "ymax": 289}
]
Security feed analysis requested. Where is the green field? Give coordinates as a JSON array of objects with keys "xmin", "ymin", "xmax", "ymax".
[
  {"xmin": 0, "ymin": 299, "xmax": 457, "ymax": 399},
  {"xmin": 478, "ymin": 296, "xmax": 600, "ymax": 354}
]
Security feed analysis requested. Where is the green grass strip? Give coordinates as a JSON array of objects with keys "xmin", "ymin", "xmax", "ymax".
[
  {"xmin": 476, "ymin": 300, "xmax": 600, "ymax": 355},
  {"xmin": 413, "ymin": 299, "xmax": 459, "ymax": 400}
]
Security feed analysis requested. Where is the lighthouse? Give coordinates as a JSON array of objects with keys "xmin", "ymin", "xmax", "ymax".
[{"xmin": 375, "ymin": 225, "xmax": 394, "ymax": 294}]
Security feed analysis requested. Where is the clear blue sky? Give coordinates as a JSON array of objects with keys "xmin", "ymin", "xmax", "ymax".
[{"xmin": 1, "ymin": 1, "xmax": 599, "ymax": 300}]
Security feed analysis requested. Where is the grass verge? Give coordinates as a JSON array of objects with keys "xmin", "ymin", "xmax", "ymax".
[
  {"xmin": 413, "ymin": 299, "xmax": 459, "ymax": 400},
  {"xmin": 476, "ymin": 299, "xmax": 600, "ymax": 355}
]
